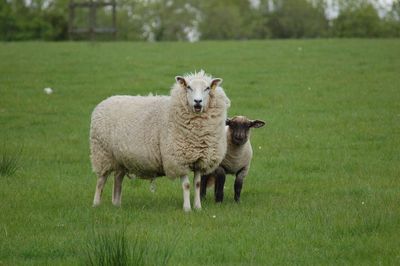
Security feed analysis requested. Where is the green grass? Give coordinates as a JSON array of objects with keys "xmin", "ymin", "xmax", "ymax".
[
  {"xmin": 86, "ymin": 227, "xmax": 175, "ymax": 266},
  {"xmin": 0, "ymin": 39, "xmax": 399, "ymax": 265},
  {"xmin": 0, "ymin": 144, "xmax": 22, "ymax": 176}
]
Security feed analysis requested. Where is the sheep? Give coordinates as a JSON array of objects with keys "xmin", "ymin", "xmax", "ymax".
[
  {"xmin": 90, "ymin": 70, "xmax": 230, "ymax": 211},
  {"xmin": 200, "ymin": 116, "xmax": 265, "ymax": 202}
]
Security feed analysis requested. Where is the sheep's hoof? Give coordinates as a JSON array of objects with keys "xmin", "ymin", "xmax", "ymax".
[
  {"xmin": 194, "ymin": 204, "xmax": 202, "ymax": 210},
  {"xmin": 183, "ymin": 205, "xmax": 191, "ymax": 212},
  {"xmin": 112, "ymin": 201, "xmax": 121, "ymax": 208},
  {"xmin": 92, "ymin": 201, "xmax": 100, "ymax": 207}
]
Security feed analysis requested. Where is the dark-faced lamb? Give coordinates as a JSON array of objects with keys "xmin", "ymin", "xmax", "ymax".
[{"xmin": 200, "ymin": 116, "xmax": 265, "ymax": 202}]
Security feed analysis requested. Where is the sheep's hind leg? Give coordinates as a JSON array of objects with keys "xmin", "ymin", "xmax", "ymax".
[
  {"xmin": 193, "ymin": 171, "xmax": 202, "ymax": 210},
  {"xmin": 181, "ymin": 175, "xmax": 191, "ymax": 212},
  {"xmin": 112, "ymin": 170, "xmax": 125, "ymax": 207},
  {"xmin": 93, "ymin": 171, "xmax": 110, "ymax": 207}
]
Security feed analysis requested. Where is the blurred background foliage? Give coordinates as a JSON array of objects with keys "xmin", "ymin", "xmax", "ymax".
[{"xmin": 0, "ymin": 0, "xmax": 399, "ymax": 41}]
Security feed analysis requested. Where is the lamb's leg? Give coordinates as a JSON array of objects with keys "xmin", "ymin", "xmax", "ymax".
[
  {"xmin": 193, "ymin": 171, "xmax": 202, "ymax": 210},
  {"xmin": 112, "ymin": 170, "xmax": 125, "ymax": 207},
  {"xmin": 214, "ymin": 167, "xmax": 226, "ymax": 203},
  {"xmin": 93, "ymin": 173, "xmax": 109, "ymax": 207},
  {"xmin": 181, "ymin": 175, "xmax": 191, "ymax": 212},
  {"xmin": 234, "ymin": 167, "xmax": 248, "ymax": 203},
  {"xmin": 200, "ymin": 174, "xmax": 209, "ymax": 200}
]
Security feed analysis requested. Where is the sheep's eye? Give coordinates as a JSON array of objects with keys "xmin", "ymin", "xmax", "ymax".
[
  {"xmin": 187, "ymin": 86, "xmax": 192, "ymax": 91},
  {"xmin": 205, "ymin": 87, "xmax": 210, "ymax": 91}
]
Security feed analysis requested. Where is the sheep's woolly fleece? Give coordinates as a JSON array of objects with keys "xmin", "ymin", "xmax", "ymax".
[{"xmin": 90, "ymin": 70, "xmax": 231, "ymax": 180}]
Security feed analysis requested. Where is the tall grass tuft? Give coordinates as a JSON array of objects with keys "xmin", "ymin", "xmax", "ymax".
[
  {"xmin": 0, "ymin": 145, "xmax": 22, "ymax": 176},
  {"xmin": 85, "ymin": 229, "xmax": 176, "ymax": 266}
]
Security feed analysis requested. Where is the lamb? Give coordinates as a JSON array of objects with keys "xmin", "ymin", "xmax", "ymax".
[
  {"xmin": 90, "ymin": 70, "xmax": 230, "ymax": 211},
  {"xmin": 200, "ymin": 116, "xmax": 265, "ymax": 202}
]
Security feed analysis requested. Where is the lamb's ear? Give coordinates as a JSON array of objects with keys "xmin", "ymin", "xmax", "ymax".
[
  {"xmin": 210, "ymin": 78, "xmax": 222, "ymax": 90},
  {"xmin": 225, "ymin": 118, "xmax": 231, "ymax": 126},
  {"xmin": 250, "ymin": 120, "xmax": 265, "ymax": 128},
  {"xmin": 175, "ymin": 76, "xmax": 187, "ymax": 88}
]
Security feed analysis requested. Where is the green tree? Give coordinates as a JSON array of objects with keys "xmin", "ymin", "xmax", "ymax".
[
  {"xmin": 266, "ymin": 0, "xmax": 328, "ymax": 38},
  {"xmin": 132, "ymin": 0, "xmax": 199, "ymax": 41},
  {"xmin": 0, "ymin": 0, "xmax": 16, "ymax": 40},
  {"xmin": 332, "ymin": 3, "xmax": 382, "ymax": 37},
  {"xmin": 198, "ymin": 0, "xmax": 261, "ymax": 40},
  {"xmin": 0, "ymin": 0, "xmax": 67, "ymax": 41},
  {"xmin": 113, "ymin": 0, "xmax": 142, "ymax": 41},
  {"xmin": 380, "ymin": 1, "xmax": 400, "ymax": 37}
]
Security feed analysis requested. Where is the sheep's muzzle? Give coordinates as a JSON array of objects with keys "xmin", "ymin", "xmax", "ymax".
[{"xmin": 193, "ymin": 104, "xmax": 202, "ymax": 113}]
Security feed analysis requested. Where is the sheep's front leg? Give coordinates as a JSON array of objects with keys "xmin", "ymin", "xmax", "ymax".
[
  {"xmin": 181, "ymin": 175, "xmax": 191, "ymax": 212},
  {"xmin": 193, "ymin": 171, "xmax": 202, "ymax": 210},
  {"xmin": 234, "ymin": 167, "xmax": 249, "ymax": 203}
]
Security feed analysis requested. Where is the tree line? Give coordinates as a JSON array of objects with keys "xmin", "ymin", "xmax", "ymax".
[{"xmin": 1, "ymin": 0, "xmax": 399, "ymax": 41}]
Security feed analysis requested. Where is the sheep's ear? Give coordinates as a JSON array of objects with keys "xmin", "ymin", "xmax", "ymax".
[
  {"xmin": 211, "ymin": 78, "xmax": 222, "ymax": 90},
  {"xmin": 225, "ymin": 118, "xmax": 231, "ymax": 126},
  {"xmin": 175, "ymin": 76, "xmax": 187, "ymax": 88},
  {"xmin": 250, "ymin": 120, "xmax": 265, "ymax": 128}
]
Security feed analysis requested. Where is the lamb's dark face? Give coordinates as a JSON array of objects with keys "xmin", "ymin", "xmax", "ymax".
[
  {"xmin": 226, "ymin": 116, "xmax": 265, "ymax": 145},
  {"xmin": 176, "ymin": 76, "xmax": 222, "ymax": 113}
]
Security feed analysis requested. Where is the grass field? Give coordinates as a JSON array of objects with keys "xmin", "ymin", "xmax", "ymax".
[{"xmin": 0, "ymin": 39, "xmax": 399, "ymax": 265}]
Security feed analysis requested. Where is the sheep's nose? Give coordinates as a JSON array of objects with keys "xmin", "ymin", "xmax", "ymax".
[{"xmin": 194, "ymin": 99, "xmax": 202, "ymax": 104}]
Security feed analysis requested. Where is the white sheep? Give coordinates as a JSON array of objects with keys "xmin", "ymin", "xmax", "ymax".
[
  {"xmin": 201, "ymin": 116, "xmax": 265, "ymax": 202},
  {"xmin": 90, "ymin": 70, "xmax": 230, "ymax": 211}
]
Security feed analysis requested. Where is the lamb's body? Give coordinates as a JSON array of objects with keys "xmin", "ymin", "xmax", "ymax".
[
  {"xmin": 90, "ymin": 71, "xmax": 230, "ymax": 210},
  {"xmin": 201, "ymin": 116, "xmax": 265, "ymax": 202},
  {"xmin": 221, "ymin": 127, "xmax": 253, "ymax": 176}
]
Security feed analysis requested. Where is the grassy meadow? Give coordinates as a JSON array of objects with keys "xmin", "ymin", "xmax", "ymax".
[{"xmin": 0, "ymin": 39, "xmax": 399, "ymax": 265}]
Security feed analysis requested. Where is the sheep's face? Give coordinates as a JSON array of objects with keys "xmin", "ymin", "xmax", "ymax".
[
  {"xmin": 226, "ymin": 116, "xmax": 265, "ymax": 145},
  {"xmin": 176, "ymin": 76, "xmax": 222, "ymax": 113}
]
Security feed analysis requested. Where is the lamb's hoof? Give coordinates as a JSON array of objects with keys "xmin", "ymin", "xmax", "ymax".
[
  {"xmin": 194, "ymin": 204, "xmax": 202, "ymax": 211},
  {"xmin": 93, "ymin": 201, "xmax": 100, "ymax": 207}
]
